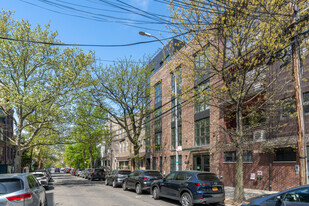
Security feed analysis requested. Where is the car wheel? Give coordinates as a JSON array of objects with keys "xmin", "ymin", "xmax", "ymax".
[
  {"xmin": 122, "ymin": 181, "xmax": 127, "ymax": 191},
  {"xmin": 180, "ymin": 192, "xmax": 193, "ymax": 206},
  {"xmin": 152, "ymin": 187, "xmax": 160, "ymax": 200},
  {"xmin": 112, "ymin": 180, "xmax": 117, "ymax": 188},
  {"xmin": 105, "ymin": 179, "xmax": 109, "ymax": 186},
  {"xmin": 135, "ymin": 183, "xmax": 142, "ymax": 194}
]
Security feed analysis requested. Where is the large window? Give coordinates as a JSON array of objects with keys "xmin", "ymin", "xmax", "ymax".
[
  {"xmin": 224, "ymin": 151, "xmax": 252, "ymax": 163},
  {"xmin": 194, "ymin": 48, "xmax": 210, "ymax": 82},
  {"xmin": 303, "ymin": 92, "xmax": 309, "ymax": 114},
  {"xmin": 170, "ymin": 155, "xmax": 182, "ymax": 172},
  {"xmin": 154, "ymin": 108, "xmax": 162, "ymax": 131},
  {"xmin": 155, "ymin": 82, "xmax": 162, "ymax": 104},
  {"xmin": 274, "ymin": 148, "xmax": 296, "ymax": 162},
  {"xmin": 194, "ymin": 118, "xmax": 210, "ymax": 146},
  {"xmin": 171, "ymin": 71, "xmax": 182, "ymax": 122},
  {"xmin": 155, "ymin": 133, "xmax": 162, "ymax": 152},
  {"xmin": 281, "ymin": 97, "xmax": 296, "ymax": 119},
  {"xmin": 195, "ymin": 82, "xmax": 210, "ymax": 114},
  {"xmin": 152, "ymin": 157, "xmax": 157, "ymax": 170},
  {"xmin": 145, "ymin": 115, "xmax": 151, "ymax": 153},
  {"xmin": 171, "ymin": 126, "xmax": 182, "ymax": 150}
]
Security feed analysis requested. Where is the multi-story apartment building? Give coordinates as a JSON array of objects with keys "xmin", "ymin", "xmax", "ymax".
[
  {"xmin": 101, "ymin": 117, "xmax": 147, "ymax": 171},
  {"xmin": 147, "ymin": 37, "xmax": 309, "ymax": 191},
  {"xmin": 0, "ymin": 109, "xmax": 15, "ymax": 167}
]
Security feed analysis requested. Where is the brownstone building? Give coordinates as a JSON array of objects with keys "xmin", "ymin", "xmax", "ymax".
[
  {"xmin": 148, "ymin": 38, "xmax": 309, "ymax": 191},
  {"xmin": 0, "ymin": 109, "xmax": 15, "ymax": 167}
]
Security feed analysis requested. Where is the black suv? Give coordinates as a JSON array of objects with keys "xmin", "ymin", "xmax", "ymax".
[
  {"xmin": 151, "ymin": 171, "xmax": 225, "ymax": 206},
  {"xmin": 105, "ymin": 170, "xmax": 131, "ymax": 188},
  {"xmin": 122, "ymin": 170, "xmax": 163, "ymax": 194},
  {"xmin": 88, "ymin": 168, "xmax": 105, "ymax": 181}
]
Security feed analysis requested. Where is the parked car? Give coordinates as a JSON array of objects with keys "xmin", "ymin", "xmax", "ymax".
[
  {"xmin": 79, "ymin": 170, "xmax": 86, "ymax": 178},
  {"xmin": 35, "ymin": 169, "xmax": 51, "ymax": 182},
  {"xmin": 77, "ymin": 169, "xmax": 84, "ymax": 177},
  {"xmin": 105, "ymin": 170, "xmax": 131, "ymax": 187},
  {"xmin": 242, "ymin": 184, "xmax": 309, "ymax": 206},
  {"xmin": 151, "ymin": 171, "xmax": 225, "ymax": 206},
  {"xmin": 122, "ymin": 170, "xmax": 163, "ymax": 194},
  {"xmin": 73, "ymin": 168, "xmax": 80, "ymax": 176},
  {"xmin": 32, "ymin": 172, "xmax": 49, "ymax": 189},
  {"xmin": 84, "ymin": 168, "xmax": 93, "ymax": 179},
  {"xmin": 88, "ymin": 168, "xmax": 105, "ymax": 181},
  {"xmin": 0, "ymin": 173, "xmax": 47, "ymax": 206}
]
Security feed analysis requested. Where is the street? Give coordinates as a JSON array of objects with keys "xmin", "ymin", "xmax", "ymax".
[{"xmin": 46, "ymin": 173, "xmax": 188, "ymax": 206}]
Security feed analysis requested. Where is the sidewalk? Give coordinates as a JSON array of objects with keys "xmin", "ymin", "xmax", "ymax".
[{"xmin": 224, "ymin": 186, "xmax": 278, "ymax": 206}]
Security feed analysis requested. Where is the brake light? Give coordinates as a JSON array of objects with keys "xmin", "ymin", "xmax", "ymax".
[
  {"xmin": 93, "ymin": 172, "xmax": 97, "ymax": 175},
  {"xmin": 142, "ymin": 177, "xmax": 149, "ymax": 180},
  {"xmin": 7, "ymin": 192, "xmax": 32, "ymax": 201},
  {"xmin": 194, "ymin": 183, "xmax": 207, "ymax": 186},
  {"xmin": 42, "ymin": 177, "xmax": 46, "ymax": 179},
  {"xmin": 103, "ymin": 172, "xmax": 105, "ymax": 174}
]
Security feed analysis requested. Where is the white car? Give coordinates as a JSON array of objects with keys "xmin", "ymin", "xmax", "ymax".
[
  {"xmin": 60, "ymin": 168, "xmax": 65, "ymax": 173},
  {"xmin": 32, "ymin": 172, "xmax": 49, "ymax": 189}
]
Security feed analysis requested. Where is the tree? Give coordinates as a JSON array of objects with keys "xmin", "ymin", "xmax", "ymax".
[
  {"xmin": 91, "ymin": 57, "xmax": 151, "ymax": 169},
  {"xmin": 167, "ymin": 0, "xmax": 309, "ymax": 203},
  {"xmin": 0, "ymin": 10, "xmax": 94, "ymax": 172}
]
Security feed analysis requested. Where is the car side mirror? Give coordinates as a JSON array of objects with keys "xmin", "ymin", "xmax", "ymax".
[{"xmin": 276, "ymin": 196, "xmax": 282, "ymax": 202}]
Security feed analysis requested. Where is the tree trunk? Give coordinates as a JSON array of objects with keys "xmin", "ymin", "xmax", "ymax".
[
  {"xmin": 134, "ymin": 145, "xmax": 140, "ymax": 170},
  {"xmin": 83, "ymin": 149, "xmax": 86, "ymax": 169},
  {"xmin": 234, "ymin": 108, "xmax": 245, "ymax": 203},
  {"xmin": 14, "ymin": 148, "xmax": 22, "ymax": 173},
  {"xmin": 89, "ymin": 147, "xmax": 93, "ymax": 168}
]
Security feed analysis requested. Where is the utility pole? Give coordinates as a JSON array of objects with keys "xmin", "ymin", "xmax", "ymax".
[
  {"xmin": 290, "ymin": 0, "xmax": 308, "ymax": 185},
  {"xmin": 175, "ymin": 73, "xmax": 179, "ymax": 171}
]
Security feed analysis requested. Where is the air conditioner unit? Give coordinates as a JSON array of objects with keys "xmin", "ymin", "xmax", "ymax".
[{"xmin": 253, "ymin": 130, "xmax": 266, "ymax": 141}]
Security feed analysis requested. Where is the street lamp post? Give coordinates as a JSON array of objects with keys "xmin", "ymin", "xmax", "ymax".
[{"xmin": 139, "ymin": 31, "xmax": 179, "ymax": 171}]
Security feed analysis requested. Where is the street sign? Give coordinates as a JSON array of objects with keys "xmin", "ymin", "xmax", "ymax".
[{"xmin": 176, "ymin": 146, "xmax": 182, "ymax": 151}]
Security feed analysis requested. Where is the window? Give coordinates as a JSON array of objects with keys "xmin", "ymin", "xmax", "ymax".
[
  {"xmin": 194, "ymin": 118, "xmax": 210, "ymax": 146},
  {"xmin": 224, "ymin": 151, "xmax": 252, "ymax": 162},
  {"xmin": 170, "ymin": 155, "xmax": 182, "ymax": 172},
  {"xmin": 281, "ymin": 97, "xmax": 296, "ymax": 118},
  {"xmin": 303, "ymin": 92, "xmax": 309, "ymax": 114},
  {"xmin": 154, "ymin": 108, "xmax": 162, "ymax": 131},
  {"xmin": 171, "ymin": 126, "xmax": 182, "ymax": 150},
  {"xmin": 171, "ymin": 71, "xmax": 182, "ymax": 122},
  {"xmin": 123, "ymin": 142, "xmax": 125, "ymax": 153},
  {"xmin": 155, "ymin": 133, "xmax": 162, "ymax": 152},
  {"xmin": 155, "ymin": 82, "xmax": 162, "ymax": 104},
  {"xmin": 283, "ymin": 188, "xmax": 309, "ymax": 202},
  {"xmin": 176, "ymin": 172, "xmax": 186, "ymax": 180},
  {"xmin": 195, "ymin": 82, "xmax": 210, "ymax": 113},
  {"xmin": 274, "ymin": 148, "xmax": 296, "ymax": 162},
  {"xmin": 126, "ymin": 142, "xmax": 128, "ymax": 152},
  {"xmin": 194, "ymin": 48, "xmax": 210, "ymax": 83},
  {"xmin": 160, "ymin": 157, "xmax": 162, "ymax": 173},
  {"xmin": 152, "ymin": 157, "xmax": 156, "ymax": 170},
  {"xmin": 166, "ymin": 172, "xmax": 176, "ymax": 180},
  {"xmin": 145, "ymin": 115, "xmax": 151, "ymax": 153},
  {"xmin": 119, "ymin": 143, "xmax": 122, "ymax": 153}
]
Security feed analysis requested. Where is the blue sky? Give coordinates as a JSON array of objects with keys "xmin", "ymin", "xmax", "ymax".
[{"xmin": 2, "ymin": 0, "xmax": 172, "ymax": 66}]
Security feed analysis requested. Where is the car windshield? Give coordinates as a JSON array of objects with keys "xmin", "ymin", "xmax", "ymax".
[
  {"xmin": 144, "ymin": 171, "xmax": 161, "ymax": 176},
  {"xmin": 33, "ymin": 174, "xmax": 44, "ymax": 178},
  {"xmin": 0, "ymin": 178, "xmax": 23, "ymax": 194},
  {"xmin": 197, "ymin": 173, "xmax": 220, "ymax": 181},
  {"xmin": 118, "ymin": 171, "xmax": 131, "ymax": 175},
  {"xmin": 94, "ymin": 169, "xmax": 104, "ymax": 172}
]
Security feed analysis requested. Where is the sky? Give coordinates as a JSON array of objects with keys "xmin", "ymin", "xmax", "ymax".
[{"xmin": 2, "ymin": 0, "xmax": 172, "ymax": 66}]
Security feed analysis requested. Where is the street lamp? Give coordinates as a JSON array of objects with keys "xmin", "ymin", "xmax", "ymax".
[{"xmin": 139, "ymin": 31, "xmax": 179, "ymax": 171}]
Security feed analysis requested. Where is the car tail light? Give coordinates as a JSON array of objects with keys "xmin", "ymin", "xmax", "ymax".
[
  {"xmin": 93, "ymin": 172, "xmax": 97, "ymax": 175},
  {"xmin": 117, "ymin": 174, "xmax": 122, "ymax": 177},
  {"xmin": 7, "ymin": 192, "xmax": 32, "ymax": 201},
  {"xmin": 194, "ymin": 183, "xmax": 207, "ymax": 186},
  {"xmin": 103, "ymin": 172, "xmax": 105, "ymax": 174},
  {"xmin": 42, "ymin": 177, "xmax": 46, "ymax": 179},
  {"xmin": 142, "ymin": 177, "xmax": 149, "ymax": 180}
]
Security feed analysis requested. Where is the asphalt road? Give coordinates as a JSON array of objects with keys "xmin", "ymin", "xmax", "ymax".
[{"xmin": 46, "ymin": 173, "xmax": 183, "ymax": 206}]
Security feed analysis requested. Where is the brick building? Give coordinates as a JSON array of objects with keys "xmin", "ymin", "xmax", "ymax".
[
  {"xmin": 0, "ymin": 109, "xmax": 15, "ymax": 166},
  {"xmin": 147, "ymin": 37, "xmax": 309, "ymax": 191}
]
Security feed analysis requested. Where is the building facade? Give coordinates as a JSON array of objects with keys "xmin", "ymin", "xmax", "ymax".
[{"xmin": 147, "ymin": 38, "xmax": 309, "ymax": 191}]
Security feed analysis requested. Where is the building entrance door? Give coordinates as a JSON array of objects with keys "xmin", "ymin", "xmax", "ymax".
[{"xmin": 193, "ymin": 153, "xmax": 210, "ymax": 171}]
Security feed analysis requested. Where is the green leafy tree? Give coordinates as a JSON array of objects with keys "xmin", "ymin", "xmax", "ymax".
[
  {"xmin": 91, "ymin": 57, "xmax": 152, "ymax": 169},
  {"xmin": 0, "ymin": 10, "xmax": 94, "ymax": 172}
]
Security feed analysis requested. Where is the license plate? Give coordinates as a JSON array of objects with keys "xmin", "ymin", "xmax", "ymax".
[{"xmin": 212, "ymin": 187, "xmax": 218, "ymax": 191}]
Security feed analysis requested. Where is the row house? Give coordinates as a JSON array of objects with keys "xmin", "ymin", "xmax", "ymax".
[
  {"xmin": 101, "ymin": 117, "xmax": 147, "ymax": 171},
  {"xmin": 147, "ymin": 37, "xmax": 309, "ymax": 191},
  {"xmin": 0, "ymin": 109, "xmax": 15, "ymax": 167}
]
